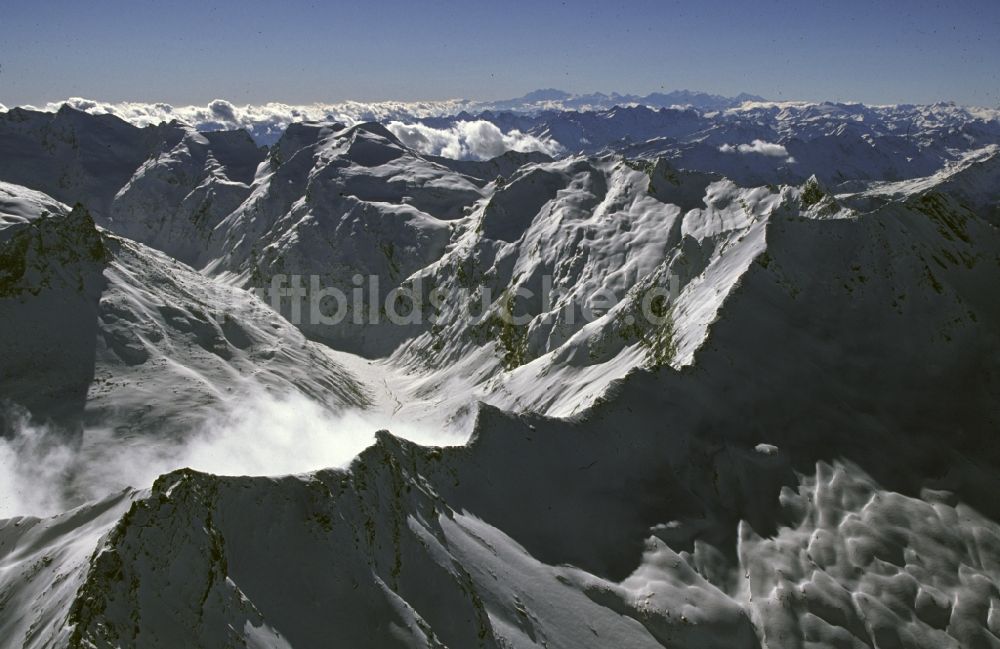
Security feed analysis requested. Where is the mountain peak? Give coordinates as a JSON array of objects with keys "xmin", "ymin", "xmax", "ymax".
[{"xmin": 519, "ymin": 88, "xmax": 573, "ymax": 102}]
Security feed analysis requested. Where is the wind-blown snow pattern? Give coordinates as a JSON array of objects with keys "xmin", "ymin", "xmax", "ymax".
[{"xmin": 1, "ymin": 98, "xmax": 1000, "ymax": 648}]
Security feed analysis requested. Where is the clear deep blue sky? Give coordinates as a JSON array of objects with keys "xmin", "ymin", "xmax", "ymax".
[{"xmin": 1, "ymin": 0, "xmax": 998, "ymax": 107}]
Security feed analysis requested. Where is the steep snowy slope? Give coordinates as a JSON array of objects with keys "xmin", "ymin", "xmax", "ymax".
[
  {"xmin": 372, "ymin": 156, "xmax": 771, "ymax": 420},
  {"xmin": 0, "ymin": 106, "xmax": 265, "ymax": 233},
  {"xmin": 107, "ymin": 125, "xmax": 263, "ymax": 266},
  {"xmin": 846, "ymin": 144, "xmax": 1000, "ymax": 222},
  {"xmin": 201, "ymin": 122, "xmax": 487, "ymax": 355},
  {"xmin": 0, "ymin": 106, "xmax": 156, "ymax": 217},
  {"xmin": 4, "ymin": 158, "xmax": 999, "ymax": 648},
  {"xmin": 0, "ymin": 183, "xmax": 367, "ymax": 444},
  {"xmin": 0, "ymin": 491, "xmax": 137, "ymax": 649}
]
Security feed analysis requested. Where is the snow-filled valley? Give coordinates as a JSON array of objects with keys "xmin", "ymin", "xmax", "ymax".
[{"xmin": 1, "ymin": 95, "xmax": 1000, "ymax": 648}]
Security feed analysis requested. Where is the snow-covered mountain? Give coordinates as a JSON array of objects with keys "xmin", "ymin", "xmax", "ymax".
[
  {"xmin": 412, "ymin": 101, "xmax": 1000, "ymax": 187},
  {"xmin": 14, "ymin": 93, "xmax": 1000, "ymax": 184},
  {"xmin": 1, "ymin": 103, "xmax": 1000, "ymax": 648}
]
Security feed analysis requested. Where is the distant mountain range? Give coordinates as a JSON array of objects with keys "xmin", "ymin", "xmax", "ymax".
[
  {"xmin": 5, "ymin": 94, "xmax": 1000, "ymax": 190},
  {"xmin": 9, "ymin": 93, "xmax": 998, "ymax": 180},
  {"xmin": 3, "ymin": 88, "xmax": 768, "ymax": 131},
  {"xmin": 478, "ymin": 88, "xmax": 767, "ymax": 112},
  {"xmin": 1, "ymin": 88, "xmax": 768, "ymax": 146}
]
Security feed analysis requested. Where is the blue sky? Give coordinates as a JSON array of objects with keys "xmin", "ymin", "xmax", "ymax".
[{"xmin": 1, "ymin": 0, "xmax": 998, "ymax": 106}]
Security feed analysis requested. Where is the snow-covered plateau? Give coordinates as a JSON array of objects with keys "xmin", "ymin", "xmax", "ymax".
[{"xmin": 1, "ymin": 94, "xmax": 999, "ymax": 648}]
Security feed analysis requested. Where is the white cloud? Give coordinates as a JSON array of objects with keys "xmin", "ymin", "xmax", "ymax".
[
  {"xmin": 0, "ymin": 390, "xmax": 457, "ymax": 518},
  {"xmin": 387, "ymin": 120, "xmax": 563, "ymax": 160},
  {"xmin": 22, "ymin": 97, "xmax": 482, "ymax": 146},
  {"xmin": 0, "ymin": 410, "xmax": 76, "ymax": 516},
  {"xmin": 13, "ymin": 99, "xmax": 563, "ymax": 157},
  {"xmin": 208, "ymin": 98, "xmax": 238, "ymax": 122},
  {"xmin": 719, "ymin": 139, "xmax": 790, "ymax": 157}
]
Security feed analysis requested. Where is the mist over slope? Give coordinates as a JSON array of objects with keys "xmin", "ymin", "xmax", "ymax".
[{"xmin": 0, "ymin": 101, "xmax": 999, "ymax": 648}]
